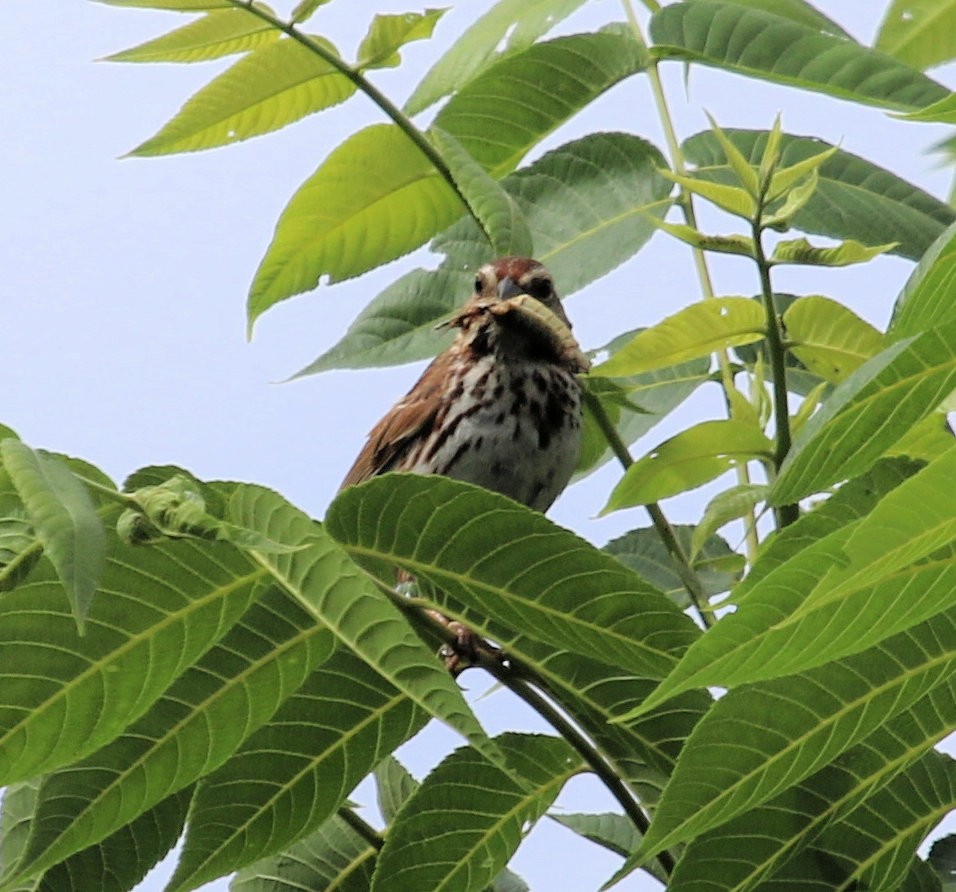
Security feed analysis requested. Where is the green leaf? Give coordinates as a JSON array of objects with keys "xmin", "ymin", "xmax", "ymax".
[
  {"xmin": 877, "ymin": 0, "xmax": 956, "ymax": 70},
  {"xmin": 375, "ymin": 757, "xmax": 419, "ymax": 824},
  {"xmin": 295, "ymin": 133, "xmax": 671, "ymax": 373},
  {"xmin": 432, "ymin": 26, "xmax": 648, "ymax": 176},
  {"xmin": 691, "ymin": 483, "xmax": 767, "ymax": 557},
  {"xmin": 890, "ymin": 220, "xmax": 956, "ymax": 339},
  {"xmin": 887, "ymin": 412, "xmax": 956, "ymax": 463},
  {"xmin": 771, "ymin": 317, "xmax": 956, "ymax": 504},
  {"xmin": 595, "ymin": 297, "xmax": 766, "ymax": 377},
  {"xmin": 650, "ymin": 1, "xmax": 949, "ymax": 111},
  {"xmin": 742, "ymin": 458, "xmax": 919, "ymax": 594},
  {"xmin": 551, "ymin": 812, "xmax": 642, "ymax": 859},
  {"xmin": 129, "ymin": 35, "xmax": 355, "ymax": 156},
  {"xmin": 250, "ymin": 29, "xmax": 648, "ymax": 330},
  {"xmin": 0, "ymin": 537, "xmax": 263, "ymax": 786},
  {"xmin": 223, "ymin": 484, "xmax": 494, "ymax": 762},
  {"xmin": 247, "ymin": 123, "xmax": 461, "ymax": 329},
  {"xmin": 430, "ymin": 127, "xmax": 533, "ymax": 256},
  {"xmin": 823, "ymin": 751, "xmax": 956, "ymax": 891},
  {"xmin": 929, "ymin": 834, "xmax": 956, "ymax": 886},
  {"xmin": 0, "ymin": 471, "xmax": 40, "ymax": 594},
  {"xmin": 327, "ymin": 475, "xmax": 700, "ymax": 680},
  {"xmin": 0, "ymin": 441, "xmax": 106, "ymax": 632},
  {"xmin": 505, "ymin": 622, "xmax": 710, "ymax": 798},
  {"xmin": 619, "ymin": 473, "xmax": 956, "ymax": 719},
  {"xmin": 603, "ymin": 524, "xmax": 743, "ymax": 608},
  {"xmin": 783, "ymin": 295, "xmax": 883, "ymax": 383},
  {"xmin": 33, "ymin": 790, "xmax": 192, "ymax": 892},
  {"xmin": 684, "ymin": 129, "xmax": 956, "ymax": 261},
  {"xmin": 770, "ymin": 236, "xmax": 897, "ymax": 266},
  {"xmin": 167, "ymin": 647, "xmax": 427, "ymax": 891},
  {"xmin": 372, "ymin": 734, "xmax": 580, "ymax": 892},
  {"xmin": 603, "ymin": 420, "xmax": 774, "ymax": 511},
  {"xmin": 690, "ymin": 0, "xmax": 852, "ymax": 38},
  {"xmin": 784, "ymin": 446, "xmax": 956, "ymax": 626},
  {"xmin": 668, "ymin": 679, "xmax": 956, "ymax": 891},
  {"xmin": 637, "ymin": 611, "xmax": 956, "ymax": 859},
  {"xmin": 0, "ymin": 780, "xmax": 41, "ymax": 883},
  {"xmin": 8, "ymin": 583, "xmax": 334, "ymax": 882},
  {"xmin": 577, "ymin": 354, "xmax": 711, "ymax": 480},
  {"xmin": 231, "ymin": 812, "xmax": 376, "ymax": 892},
  {"xmin": 404, "ymin": 0, "xmax": 590, "ymax": 115},
  {"xmin": 290, "ymin": 0, "xmax": 332, "ymax": 25},
  {"xmin": 104, "ymin": 8, "xmax": 279, "ymax": 63},
  {"xmin": 95, "ymin": 0, "xmax": 230, "ymax": 8},
  {"xmin": 356, "ymin": 9, "xmax": 447, "ymax": 70}
]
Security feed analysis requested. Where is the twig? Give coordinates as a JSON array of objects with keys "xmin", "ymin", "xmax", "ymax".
[
  {"xmin": 229, "ymin": 1, "xmax": 476, "ymax": 228},
  {"xmin": 582, "ymin": 388, "xmax": 713, "ymax": 628},
  {"xmin": 338, "ymin": 806, "xmax": 385, "ymax": 850},
  {"xmin": 620, "ymin": 0, "xmax": 762, "ymax": 559}
]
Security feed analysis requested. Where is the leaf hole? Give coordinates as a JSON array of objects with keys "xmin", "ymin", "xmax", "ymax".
[{"xmin": 496, "ymin": 23, "xmax": 517, "ymax": 53}]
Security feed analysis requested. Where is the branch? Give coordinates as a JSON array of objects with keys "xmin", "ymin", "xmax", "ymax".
[
  {"xmin": 478, "ymin": 651, "xmax": 677, "ymax": 879},
  {"xmin": 338, "ymin": 805, "xmax": 385, "ymax": 850},
  {"xmin": 751, "ymin": 222, "xmax": 799, "ymax": 527},
  {"xmin": 582, "ymin": 388, "xmax": 713, "ymax": 628},
  {"xmin": 230, "ymin": 1, "xmax": 477, "ymax": 233},
  {"xmin": 620, "ymin": 0, "xmax": 762, "ymax": 560}
]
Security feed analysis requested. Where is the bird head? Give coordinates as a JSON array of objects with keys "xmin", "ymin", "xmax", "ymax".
[{"xmin": 472, "ymin": 257, "xmax": 573, "ymax": 330}]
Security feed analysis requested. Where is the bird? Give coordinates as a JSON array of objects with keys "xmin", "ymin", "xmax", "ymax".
[{"xmin": 340, "ymin": 256, "xmax": 589, "ymax": 666}]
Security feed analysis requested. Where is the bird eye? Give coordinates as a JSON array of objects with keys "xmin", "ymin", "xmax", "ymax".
[
  {"xmin": 526, "ymin": 277, "xmax": 552, "ymax": 300},
  {"xmin": 474, "ymin": 275, "xmax": 483, "ymax": 294}
]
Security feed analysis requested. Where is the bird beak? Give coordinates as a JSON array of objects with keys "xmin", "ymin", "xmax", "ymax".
[{"xmin": 496, "ymin": 276, "xmax": 524, "ymax": 302}]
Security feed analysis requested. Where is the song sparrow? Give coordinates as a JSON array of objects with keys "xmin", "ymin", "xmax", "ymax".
[{"xmin": 340, "ymin": 257, "xmax": 589, "ymax": 664}]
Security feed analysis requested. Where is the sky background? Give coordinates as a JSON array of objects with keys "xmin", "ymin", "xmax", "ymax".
[{"xmin": 2, "ymin": 2, "xmax": 955, "ymax": 890}]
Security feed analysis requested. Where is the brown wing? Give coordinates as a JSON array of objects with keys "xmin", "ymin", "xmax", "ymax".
[{"xmin": 338, "ymin": 351, "xmax": 452, "ymax": 489}]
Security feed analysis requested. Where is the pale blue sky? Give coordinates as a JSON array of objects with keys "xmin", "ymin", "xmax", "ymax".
[{"xmin": 2, "ymin": 2, "xmax": 954, "ymax": 890}]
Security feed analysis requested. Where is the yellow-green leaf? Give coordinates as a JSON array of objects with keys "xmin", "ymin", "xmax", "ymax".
[
  {"xmin": 429, "ymin": 127, "xmax": 533, "ymax": 257},
  {"xmin": 248, "ymin": 124, "xmax": 462, "ymax": 330},
  {"xmin": 595, "ymin": 298, "xmax": 766, "ymax": 377},
  {"xmin": 893, "ymin": 90, "xmax": 956, "ymax": 123},
  {"xmin": 771, "ymin": 237, "xmax": 897, "ymax": 266},
  {"xmin": 886, "ymin": 412, "xmax": 955, "ymax": 462},
  {"xmin": 356, "ymin": 9, "xmax": 447, "ymax": 70},
  {"xmin": 645, "ymin": 217, "xmax": 755, "ymax": 256},
  {"xmin": 705, "ymin": 112, "xmax": 760, "ymax": 196},
  {"xmin": 104, "ymin": 8, "xmax": 279, "ymax": 63},
  {"xmin": 767, "ymin": 144, "xmax": 838, "ymax": 200},
  {"xmin": 660, "ymin": 169, "xmax": 756, "ymax": 218},
  {"xmin": 129, "ymin": 36, "xmax": 354, "ymax": 156},
  {"xmin": 290, "ymin": 0, "xmax": 331, "ymax": 24},
  {"xmin": 784, "ymin": 296, "xmax": 884, "ymax": 383},
  {"xmin": 602, "ymin": 420, "xmax": 774, "ymax": 511},
  {"xmin": 691, "ymin": 483, "xmax": 767, "ymax": 558},
  {"xmin": 763, "ymin": 169, "xmax": 819, "ymax": 229},
  {"xmin": 876, "ymin": 0, "xmax": 956, "ymax": 71}
]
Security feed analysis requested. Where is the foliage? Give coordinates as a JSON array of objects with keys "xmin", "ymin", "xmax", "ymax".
[{"xmin": 2, "ymin": 1, "xmax": 956, "ymax": 890}]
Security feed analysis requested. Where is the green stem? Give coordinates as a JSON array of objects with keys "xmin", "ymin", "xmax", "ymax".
[
  {"xmin": 582, "ymin": 388, "xmax": 713, "ymax": 628},
  {"xmin": 74, "ymin": 474, "xmax": 139, "ymax": 508},
  {"xmin": 478, "ymin": 652, "xmax": 676, "ymax": 879},
  {"xmin": 380, "ymin": 584, "xmax": 675, "ymax": 876},
  {"xmin": 751, "ymin": 222, "xmax": 799, "ymax": 527},
  {"xmin": 338, "ymin": 806, "xmax": 385, "ymax": 849},
  {"xmin": 621, "ymin": 1, "xmax": 762, "ymax": 560},
  {"xmin": 230, "ymin": 1, "xmax": 474, "ymax": 221}
]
